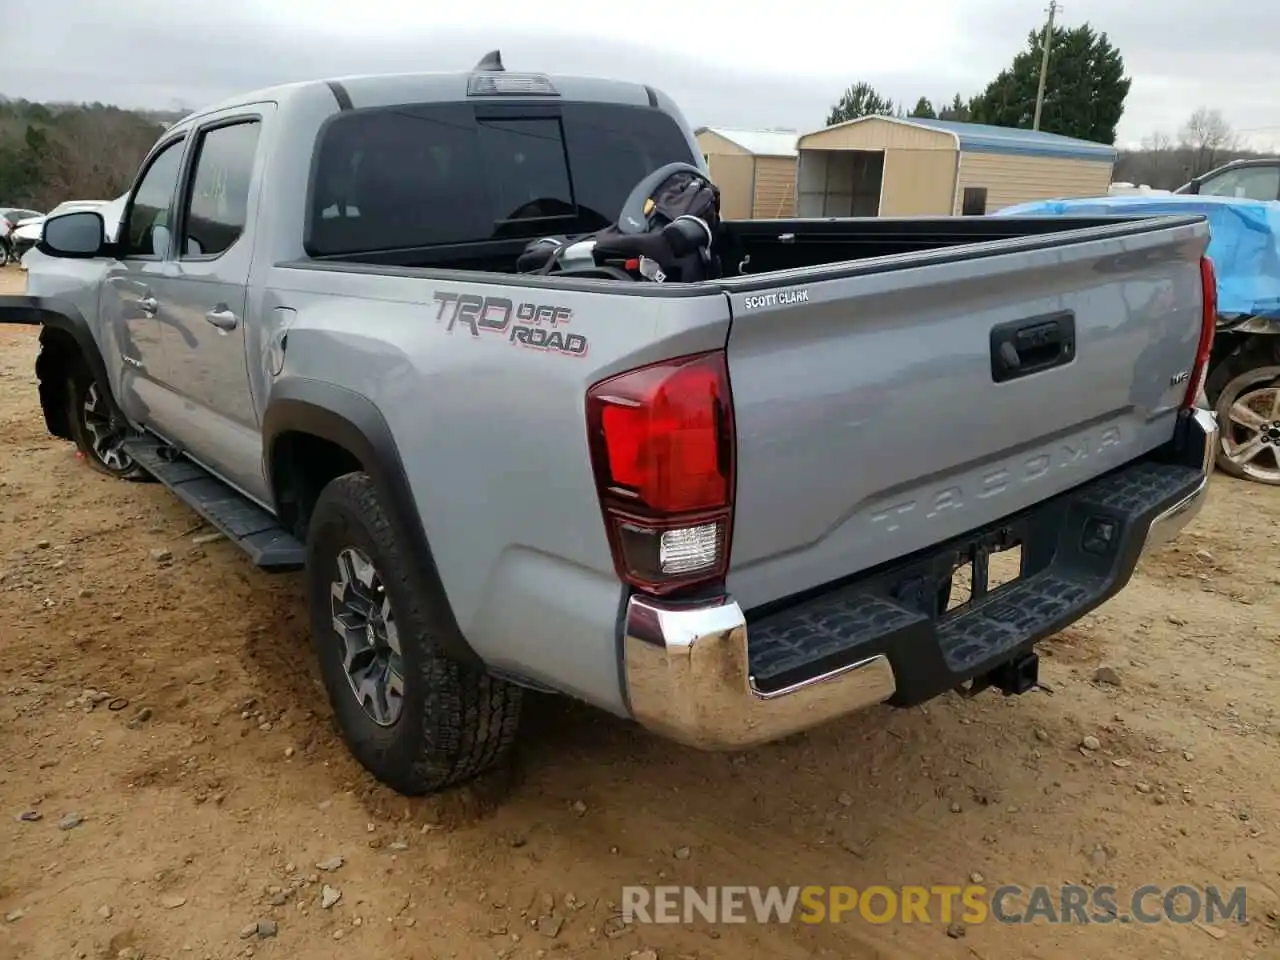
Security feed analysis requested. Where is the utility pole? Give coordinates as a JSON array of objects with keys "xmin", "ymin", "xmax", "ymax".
[{"xmin": 1032, "ymin": 0, "xmax": 1057, "ymax": 131}]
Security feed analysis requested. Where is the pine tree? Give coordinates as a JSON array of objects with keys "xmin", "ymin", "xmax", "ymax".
[
  {"xmin": 968, "ymin": 22, "xmax": 1130, "ymax": 143},
  {"xmin": 909, "ymin": 97, "xmax": 937, "ymax": 119},
  {"xmin": 826, "ymin": 82, "xmax": 896, "ymax": 126}
]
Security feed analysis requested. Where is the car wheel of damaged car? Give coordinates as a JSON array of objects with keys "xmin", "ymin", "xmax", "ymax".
[
  {"xmin": 1213, "ymin": 364, "xmax": 1280, "ymax": 485},
  {"xmin": 305, "ymin": 471, "xmax": 522, "ymax": 795},
  {"xmin": 65, "ymin": 364, "xmax": 149, "ymax": 481}
]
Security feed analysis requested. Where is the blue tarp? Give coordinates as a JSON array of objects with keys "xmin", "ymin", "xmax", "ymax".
[{"xmin": 993, "ymin": 194, "xmax": 1280, "ymax": 318}]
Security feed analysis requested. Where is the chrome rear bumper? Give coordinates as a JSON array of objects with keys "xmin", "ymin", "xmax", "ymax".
[
  {"xmin": 1143, "ymin": 407, "xmax": 1216, "ymax": 551},
  {"xmin": 622, "ymin": 407, "xmax": 1218, "ymax": 751},
  {"xmin": 623, "ymin": 596, "xmax": 896, "ymax": 749}
]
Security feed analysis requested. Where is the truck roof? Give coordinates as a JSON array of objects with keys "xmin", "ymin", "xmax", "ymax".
[{"xmin": 175, "ymin": 67, "xmax": 660, "ymax": 127}]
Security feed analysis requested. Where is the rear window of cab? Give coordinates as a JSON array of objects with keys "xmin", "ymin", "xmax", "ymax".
[{"xmin": 305, "ymin": 101, "xmax": 697, "ymax": 257}]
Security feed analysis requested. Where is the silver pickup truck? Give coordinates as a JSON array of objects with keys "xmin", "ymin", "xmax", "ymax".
[{"xmin": 0, "ymin": 58, "xmax": 1219, "ymax": 796}]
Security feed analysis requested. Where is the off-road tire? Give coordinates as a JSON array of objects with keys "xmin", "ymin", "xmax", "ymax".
[
  {"xmin": 64, "ymin": 360, "xmax": 149, "ymax": 481},
  {"xmin": 305, "ymin": 471, "xmax": 522, "ymax": 795}
]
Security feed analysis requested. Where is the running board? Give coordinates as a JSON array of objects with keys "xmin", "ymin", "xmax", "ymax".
[{"xmin": 121, "ymin": 438, "xmax": 305, "ymax": 572}]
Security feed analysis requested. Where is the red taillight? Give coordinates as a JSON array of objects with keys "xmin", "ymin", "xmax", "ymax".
[
  {"xmin": 1185, "ymin": 256, "xmax": 1217, "ymax": 409},
  {"xmin": 586, "ymin": 351, "xmax": 735, "ymax": 595}
]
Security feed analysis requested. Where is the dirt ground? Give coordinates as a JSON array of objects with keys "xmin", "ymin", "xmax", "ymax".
[{"xmin": 1, "ymin": 262, "xmax": 1278, "ymax": 960}]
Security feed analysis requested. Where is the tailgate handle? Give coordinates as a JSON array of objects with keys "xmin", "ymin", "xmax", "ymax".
[{"xmin": 990, "ymin": 310, "xmax": 1075, "ymax": 383}]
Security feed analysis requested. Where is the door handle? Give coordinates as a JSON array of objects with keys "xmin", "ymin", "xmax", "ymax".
[
  {"xmin": 990, "ymin": 310, "xmax": 1076, "ymax": 383},
  {"xmin": 138, "ymin": 296, "xmax": 158, "ymax": 316},
  {"xmin": 205, "ymin": 307, "xmax": 239, "ymax": 331}
]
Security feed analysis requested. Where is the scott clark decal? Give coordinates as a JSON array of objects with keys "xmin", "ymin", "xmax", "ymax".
[
  {"xmin": 432, "ymin": 292, "xmax": 588, "ymax": 358},
  {"xmin": 742, "ymin": 288, "xmax": 810, "ymax": 311}
]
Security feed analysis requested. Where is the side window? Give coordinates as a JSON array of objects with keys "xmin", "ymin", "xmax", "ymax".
[
  {"xmin": 182, "ymin": 121, "xmax": 262, "ymax": 258},
  {"xmin": 122, "ymin": 138, "xmax": 185, "ymax": 258},
  {"xmin": 1199, "ymin": 166, "xmax": 1280, "ymax": 201}
]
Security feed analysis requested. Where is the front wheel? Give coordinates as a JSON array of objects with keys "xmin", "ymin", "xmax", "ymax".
[
  {"xmin": 1212, "ymin": 363, "xmax": 1280, "ymax": 485},
  {"xmin": 305, "ymin": 472, "xmax": 522, "ymax": 795},
  {"xmin": 65, "ymin": 363, "xmax": 149, "ymax": 481}
]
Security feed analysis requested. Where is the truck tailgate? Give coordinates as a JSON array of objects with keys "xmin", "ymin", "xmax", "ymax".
[{"xmin": 723, "ymin": 218, "xmax": 1209, "ymax": 610}]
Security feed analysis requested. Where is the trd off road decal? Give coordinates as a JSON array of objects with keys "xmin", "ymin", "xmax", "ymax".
[{"xmin": 432, "ymin": 292, "xmax": 588, "ymax": 358}]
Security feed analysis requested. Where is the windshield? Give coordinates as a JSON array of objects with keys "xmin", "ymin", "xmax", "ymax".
[{"xmin": 306, "ymin": 101, "xmax": 697, "ymax": 257}]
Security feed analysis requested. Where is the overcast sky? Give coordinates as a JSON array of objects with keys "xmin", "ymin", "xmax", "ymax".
[{"xmin": 3, "ymin": 0, "xmax": 1276, "ymax": 149}]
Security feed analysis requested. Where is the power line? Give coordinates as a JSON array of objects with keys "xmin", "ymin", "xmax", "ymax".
[{"xmin": 1032, "ymin": 0, "xmax": 1058, "ymax": 131}]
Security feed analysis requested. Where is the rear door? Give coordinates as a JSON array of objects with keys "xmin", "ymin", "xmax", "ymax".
[
  {"xmin": 721, "ymin": 219, "xmax": 1209, "ymax": 610},
  {"xmin": 152, "ymin": 110, "xmax": 269, "ymax": 501}
]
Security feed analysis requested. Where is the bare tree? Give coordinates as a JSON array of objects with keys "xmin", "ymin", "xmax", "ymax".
[
  {"xmin": 1179, "ymin": 107, "xmax": 1239, "ymax": 176},
  {"xmin": 1138, "ymin": 130, "xmax": 1176, "ymax": 184}
]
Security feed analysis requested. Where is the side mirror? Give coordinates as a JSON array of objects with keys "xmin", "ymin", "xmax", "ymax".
[{"xmin": 38, "ymin": 210, "xmax": 107, "ymax": 258}]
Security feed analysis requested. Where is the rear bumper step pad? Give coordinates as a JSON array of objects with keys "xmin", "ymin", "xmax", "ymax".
[{"xmin": 746, "ymin": 457, "xmax": 1203, "ymax": 703}]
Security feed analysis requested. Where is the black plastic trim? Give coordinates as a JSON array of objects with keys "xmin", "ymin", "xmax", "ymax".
[
  {"xmin": 718, "ymin": 214, "xmax": 1209, "ymax": 293},
  {"xmin": 990, "ymin": 309, "xmax": 1076, "ymax": 383},
  {"xmin": 643, "ymin": 85, "xmax": 659, "ymax": 108},
  {"xmin": 276, "ymin": 257, "xmax": 721, "ymax": 297},
  {"xmin": 744, "ymin": 455, "xmax": 1203, "ymax": 704},
  {"xmin": 123, "ymin": 436, "xmax": 305, "ymax": 571},
  {"xmin": 262, "ymin": 378, "xmax": 481, "ymax": 666},
  {"xmin": 326, "ymin": 80, "xmax": 353, "ymax": 111},
  {"xmin": 0, "ymin": 295, "xmax": 123, "ymax": 420}
]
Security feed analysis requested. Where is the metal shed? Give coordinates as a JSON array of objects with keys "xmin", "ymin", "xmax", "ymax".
[
  {"xmin": 695, "ymin": 127, "xmax": 798, "ymax": 219},
  {"xmin": 796, "ymin": 116, "xmax": 1118, "ymax": 218}
]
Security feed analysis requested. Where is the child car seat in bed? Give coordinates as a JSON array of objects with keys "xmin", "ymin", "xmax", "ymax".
[{"xmin": 516, "ymin": 162, "xmax": 722, "ymax": 283}]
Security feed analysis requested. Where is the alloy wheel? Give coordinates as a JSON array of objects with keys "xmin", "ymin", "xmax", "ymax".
[
  {"xmin": 330, "ymin": 546, "xmax": 405, "ymax": 726},
  {"xmin": 1217, "ymin": 367, "xmax": 1280, "ymax": 484},
  {"xmin": 82, "ymin": 382, "xmax": 137, "ymax": 473}
]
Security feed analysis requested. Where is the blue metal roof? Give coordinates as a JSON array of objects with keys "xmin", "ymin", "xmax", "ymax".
[{"xmin": 904, "ymin": 117, "xmax": 1117, "ymax": 162}]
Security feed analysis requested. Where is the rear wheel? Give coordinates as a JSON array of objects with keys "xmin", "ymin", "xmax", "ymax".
[
  {"xmin": 305, "ymin": 472, "xmax": 522, "ymax": 795},
  {"xmin": 64, "ymin": 363, "xmax": 148, "ymax": 481}
]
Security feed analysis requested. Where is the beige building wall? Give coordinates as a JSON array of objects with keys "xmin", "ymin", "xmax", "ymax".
[
  {"xmin": 695, "ymin": 130, "xmax": 750, "ymax": 158},
  {"xmin": 879, "ymin": 149, "xmax": 958, "ymax": 216},
  {"xmin": 799, "ymin": 117, "xmax": 953, "ymax": 152},
  {"xmin": 705, "ymin": 153, "xmax": 756, "ymax": 219},
  {"xmin": 954, "ymin": 153, "xmax": 1115, "ymax": 214},
  {"xmin": 751, "ymin": 156, "xmax": 797, "ymax": 218},
  {"xmin": 696, "ymin": 131, "xmax": 796, "ymax": 219}
]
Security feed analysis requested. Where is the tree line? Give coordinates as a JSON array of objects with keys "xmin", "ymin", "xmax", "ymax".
[
  {"xmin": 0, "ymin": 97, "xmax": 183, "ymax": 212},
  {"xmin": 1114, "ymin": 107, "xmax": 1271, "ymax": 190},
  {"xmin": 825, "ymin": 20, "xmax": 1276, "ymax": 192},
  {"xmin": 827, "ymin": 21, "xmax": 1130, "ymax": 146}
]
